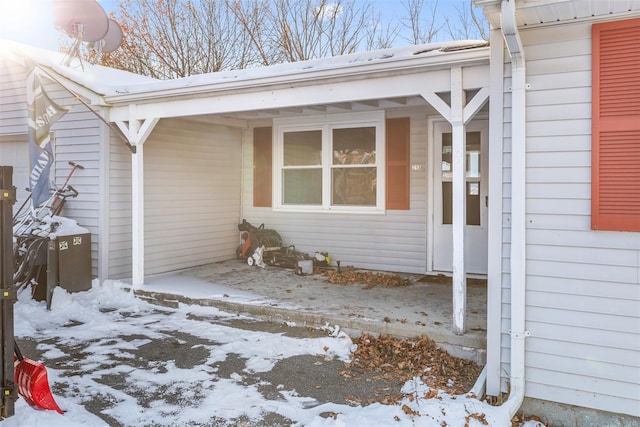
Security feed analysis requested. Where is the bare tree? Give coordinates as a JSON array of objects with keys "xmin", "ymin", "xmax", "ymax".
[
  {"xmin": 100, "ymin": 0, "xmax": 253, "ymax": 78},
  {"xmin": 226, "ymin": 0, "xmax": 278, "ymax": 66},
  {"xmin": 266, "ymin": 0, "xmax": 377, "ymax": 62},
  {"xmin": 401, "ymin": 0, "xmax": 442, "ymax": 44},
  {"xmin": 82, "ymin": 0, "xmax": 487, "ymax": 79},
  {"xmin": 363, "ymin": 12, "xmax": 400, "ymax": 50},
  {"xmin": 445, "ymin": 0, "xmax": 488, "ymax": 41}
]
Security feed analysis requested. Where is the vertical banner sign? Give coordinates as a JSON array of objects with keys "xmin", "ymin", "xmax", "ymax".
[{"xmin": 26, "ymin": 64, "xmax": 69, "ymax": 209}]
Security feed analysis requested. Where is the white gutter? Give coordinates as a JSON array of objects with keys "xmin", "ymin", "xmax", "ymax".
[
  {"xmin": 103, "ymin": 47, "xmax": 489, "ymax": 104},
  {"xmin": 500, "ymin": 0, "xmax": 529, "ymax": 417}
]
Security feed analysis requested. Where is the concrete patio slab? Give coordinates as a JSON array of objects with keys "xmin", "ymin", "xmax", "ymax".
[{"xmin": 129, "ymin": 260, "xmax": 487, "ymax": 363}]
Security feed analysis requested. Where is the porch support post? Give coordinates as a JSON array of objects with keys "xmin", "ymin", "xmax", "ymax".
[
  {"xmin": 131, "ymin": 118, "xmax": 144, "ymax": 287},
  {"xmin": 117, "ymin": 108, "xmax": 159, "ymax": 287},
  {"xmin": 451, "ymin": 67, "xmax": 467, "ymax": 335}
]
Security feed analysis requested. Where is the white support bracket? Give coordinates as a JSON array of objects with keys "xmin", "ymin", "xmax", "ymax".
[
  {"xmin": 115, "ymin": 117, "xmax": 159, "ymax": 148},
  {"xmin": 508, "ymin": 83, "xmax": 531, "ymax": 92},
  {"xmin": 420, "ymin": 91, "xmax": 451, "ymax": 123},
  {"xmin": 508, "ymin": 329, "xmax": 531, "ymax": 340},
  {"xmin": 463, "ymin": 86, "xmax": 490, "ymax": 125}
]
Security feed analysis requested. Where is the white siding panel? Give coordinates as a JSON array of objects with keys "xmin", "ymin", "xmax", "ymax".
[
  {"xmin": 526, "ymin": 211, "xmax": 591, "ymax": 228},
  {"xmin": 527, "ymin": 135, "xmax": 590, "ymax": 153},
  {"xmin": 527, "ymin": 307, "xmax": 639, "ymax": 335},
  {"xmin": 0, "ymin": 134, "xmax": 29, "ymax": 203},
  {"xmin": 527, "ymin": 229, "xmax": 640, "ymax": 251},
  {"xmin": 526, "ymin": 103, "xmax": 591, "ymax": 122},
  {"xmin": 527, "ymin": 183, "xmax": 590, "ymax": 199},
  {"xmin": 108, "ymin": 132, "xmax": 133, "ymax": 279},
  {"xmin": 527, "ymin": 350, "xmax": 639, "ymax": 391},
  {"xmin": 527, "ymin": 336, "xmax": 640, "ymax": 368},
  {"xmin": 0, "ymin": 60, "xmax": 28, "ymax": 135},
  {"xmin": 52, "ymin": 103, "xmax": 102, "ymax": 277},
  {"xmin": 143, "ymin": 118, "xmax": 242, "ymax": 276},
  {"xmin": 496, "ymin": 17, "xmax": 640, "ymax": 417},
  {"xmin": 527, "ymin": 166, "xmax": 591, "ymax": 183},
  {"xmin": 525, "ymin": 381, "xmax": 639, "ymax": 418},
  {"xmin": 0, "ymin": 60, "xmax": 29, "ymax": 203},
  {"xmin": 527, "ymin": 244, "xmax": 638, "ymax": 268},
  {"xmin": 527, "ymin": 275, "xmax": 639, "ymax": 300},
  {"xmin": 527, "ymin": 292, "xmax": 640, "ymax": 326}
]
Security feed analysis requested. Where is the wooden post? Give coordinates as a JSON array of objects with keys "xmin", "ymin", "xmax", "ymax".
[
  {"xmin": 130, "ymin": 118, "xmax": 145, "ymax": 288},
  {"xmin": 0, "ymin": 166, "xmax": 17, "ymax": 418},
  {"xmin": 451, "ymin": 67, "xmax": 467, "ymax": 335}
]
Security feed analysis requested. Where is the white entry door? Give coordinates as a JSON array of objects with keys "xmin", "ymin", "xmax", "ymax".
[{"xmin": 432, "ymin": 120, "xmax": 488, "ymax": 274}]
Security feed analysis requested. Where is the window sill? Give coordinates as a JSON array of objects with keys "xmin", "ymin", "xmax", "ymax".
[{"xmin": 272, "ymin": 207, "xmax": 387, "ymax": 215}]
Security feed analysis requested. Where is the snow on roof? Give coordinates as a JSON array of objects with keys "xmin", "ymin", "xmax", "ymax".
[
  {"xmin": 0, "ymin": 38, "xmax": 158, "ymax": 91},
  {"xmin": 1, "ymin": 38, "xmax": 488, "ymax": 99},
  {"xmin": 110, "ymin": 40, "xmax": 489, "ymax": 97}
]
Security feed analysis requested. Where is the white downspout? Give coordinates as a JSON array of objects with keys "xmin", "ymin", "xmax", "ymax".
[{"xmin": 500, "ymin": 0, "xmax": 529, "ymax": 417}]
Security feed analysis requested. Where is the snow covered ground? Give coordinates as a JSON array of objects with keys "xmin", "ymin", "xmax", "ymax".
[{"xmin": 1, "ymin": 279, "xmax": 543, "ymax": 426}]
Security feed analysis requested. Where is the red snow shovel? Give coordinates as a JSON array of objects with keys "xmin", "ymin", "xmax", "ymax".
[{"xmin": 14, "ymin": 341, "xmax": 64, "ymax": 414}]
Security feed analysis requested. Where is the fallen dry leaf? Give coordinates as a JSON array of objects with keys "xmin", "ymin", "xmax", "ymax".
[
  {"xmin": 402, "ymin": 404, "xmax": 418, "ymax": 415},
  {"xmin": 343, "ymin": 333, "xmax": 482, "ymax": 401},
  {"xmin": 320, "ymin": 269, "xmax": 412, "ymax": 288}
]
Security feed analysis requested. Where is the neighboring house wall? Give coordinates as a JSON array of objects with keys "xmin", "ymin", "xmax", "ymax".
[
  {"xmin": 0, "ymin": 59, "xmax": 30, "ymax": 202},
  {"xmin": 0, "ymin": 133, "xmax": 29, "ymax": 203},
  {"xmin": 500, "ymin": 19, "xmax": 640, "ymax": 416},
  {"xmin": 137, "ymin": 117, "xmax": 243, "ymax": 276},
  {"xmin": 0, "ymin": 59, "xmax": 102, "ymax": 277},
  {"xmin": 241, "ymin": 108, "xmax": 431, "ymax": 274}
]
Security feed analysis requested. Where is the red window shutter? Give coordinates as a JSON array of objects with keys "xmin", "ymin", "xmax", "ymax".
[
  {"xmin": 592, "ymin": 18, "xmax": 640, "ymax": 231},
  {"xmin": 253, "ymin": 127, "xmax": 272, "ymax": 207},
  {"xmin": 386, "ymin": 118, "xmax": 410, "ymax": 210}
]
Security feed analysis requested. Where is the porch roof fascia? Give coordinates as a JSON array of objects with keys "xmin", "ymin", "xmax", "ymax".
[
  {"xmin": 106, "ymin": 47, "xmax": 489, "ymax": 122},
  {"xmin": 475, "ymin": 0, "xmax": 640, "ymax": 30}
]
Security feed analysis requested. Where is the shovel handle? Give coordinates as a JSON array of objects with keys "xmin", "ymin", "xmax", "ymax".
[{"xmin": 14, "ymin": 340, "xmax": 24, "ymax": 362}]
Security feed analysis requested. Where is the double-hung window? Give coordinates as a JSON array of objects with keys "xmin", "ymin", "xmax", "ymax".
[{"xmin": 274, "ymin": 112, "xmax": 385, "ymax": 212}]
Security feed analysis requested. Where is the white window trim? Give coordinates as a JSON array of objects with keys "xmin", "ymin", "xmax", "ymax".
[{"xmin": 273, "ymin": 111, "xmax": 386, "ymax": 213}]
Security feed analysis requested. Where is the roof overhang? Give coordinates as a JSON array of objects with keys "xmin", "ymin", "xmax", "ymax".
[
  {"xmin": 106, "ymin": 43, "xmax": 490, "ymax": 122},
  {"xmin": 475, "ymin": 0, "xmax": 640, "ymax": 30}
]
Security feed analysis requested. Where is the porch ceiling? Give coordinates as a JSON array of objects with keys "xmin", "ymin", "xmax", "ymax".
[{"xmin": 209, "ymin": 95, "xmax": 434, "ymax": 122}]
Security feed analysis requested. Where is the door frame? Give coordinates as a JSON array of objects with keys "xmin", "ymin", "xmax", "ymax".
[{"xmin": 427, "ymin": 116, "xmax": 489, "ymax": 275}]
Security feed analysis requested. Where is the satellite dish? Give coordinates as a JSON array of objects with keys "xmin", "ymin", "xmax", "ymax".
[
  {"xmin": 100, "ymin": 19, "xmax": 123, "ymax": 53},
  {"xmin": 52, "ymin": 0, "xmax": 109, "ymax": 42}
]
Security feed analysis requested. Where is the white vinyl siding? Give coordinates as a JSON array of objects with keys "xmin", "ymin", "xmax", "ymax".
[
  {"xmin": 142, "ymin": 118, "xmax": 242, "ymax": 276},
  {"xmin": 242, "ymin": 108, "xmax": 428, "ymax": 274},
  {"xmin": 106, "ymin": 131, "xmax": 133, "ymax": 279},
  {"xmin": 0, "ymin": 59, "xmax": 28, "ymax": 135},
  {"xmin": 49, "ymin": 105, "xmax": 103, "ymax": 277},
  {"xmin": 499, "ymin": 20, "xmax": 640, "ymax": 417},
  {"xmin": 0, "ymin": 61, "xmax": 102, "ymax": 277},
  {"xmin": 0, "ymin": 60, "xmax": 30, "ymax": 203},
  {"xmin": 40, "ymin": 77, "xmax": 102, "ymax": 278},
  {"xmin": 0, "ymin": 134, "xmax": 29, "ymax": 204}
]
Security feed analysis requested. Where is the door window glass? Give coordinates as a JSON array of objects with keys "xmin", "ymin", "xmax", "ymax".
[{"xmin": 441, "ymin": 131, "xmax": 481, "ymax": 226}]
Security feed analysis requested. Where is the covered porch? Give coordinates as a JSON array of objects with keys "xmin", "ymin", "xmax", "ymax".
[{"xmin": 105, "ymin": 41, "xmax": 492, "ymax": 337}]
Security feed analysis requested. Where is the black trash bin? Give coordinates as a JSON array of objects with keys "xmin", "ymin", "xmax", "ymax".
[{"xmin": 33, "ymin": 232, "xmax": 92, "ymax": 308}]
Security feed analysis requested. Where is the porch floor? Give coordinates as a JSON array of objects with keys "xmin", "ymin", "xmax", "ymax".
[{"xmin": 133, "ymin": 260, "xmax": 487, "ymax": 363}]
